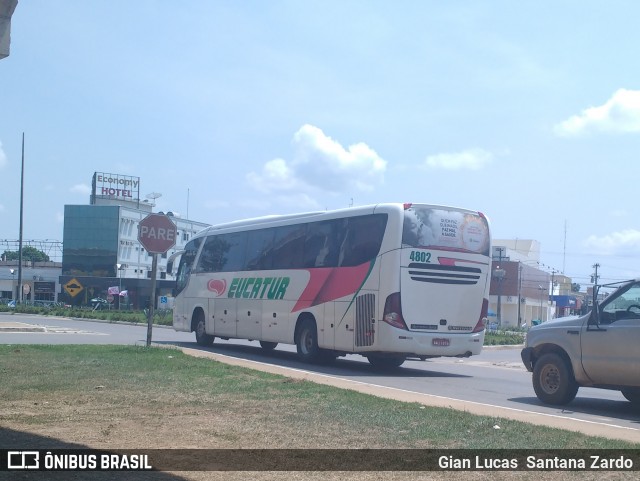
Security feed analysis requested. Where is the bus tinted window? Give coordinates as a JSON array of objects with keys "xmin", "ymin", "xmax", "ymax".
[
  {"xmin": 246, "ymin": 228, "xmax": 275, "ymax": 271},
  {"xmin": 303, "ymin": 220, "xmax": 342, "ymax": 268},
  {"xmin": 339, "ymin": 214, "xmax": 387, "ymax": 266},
  {"xmin": 195, "ymin": 213, "xmax": 387, "ymax": 273},
  {"xmin": 197, "ymin": 233, "xmax": 247, "ymax": 273},
  {"xmin": 271, "ymin": 224, "xmax": 306, "ymax": 269},
  {"xmin": 197, "ymin": 235, "xmax": 226, "ymax": 272},
  {"xmin": 219, "ymin": 232, "xmax": 247, "ymax": 272}
]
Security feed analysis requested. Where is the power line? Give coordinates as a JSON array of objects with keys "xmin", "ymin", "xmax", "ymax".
[{"xmin": 0, "ymin": 239, "xmax": 63, "ymax": 262}]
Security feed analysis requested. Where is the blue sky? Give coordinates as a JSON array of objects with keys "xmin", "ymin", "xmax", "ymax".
[{"xmin": 1, "ymin": 1, "xmax": 640, "ymax": 288}]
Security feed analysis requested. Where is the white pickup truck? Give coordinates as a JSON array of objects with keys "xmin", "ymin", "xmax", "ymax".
[{"xmin": 521, "ymin": 279, "xmax": 640, "ymax": 407}]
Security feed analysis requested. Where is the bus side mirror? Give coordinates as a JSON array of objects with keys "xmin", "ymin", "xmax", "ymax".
[{"xmin": 166, "ymin": 250, "xmax": 185, "ymax": 276}]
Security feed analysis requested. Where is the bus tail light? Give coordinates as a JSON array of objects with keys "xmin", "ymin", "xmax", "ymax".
[
  {"xmin": 472, "ymin": 298, "xmax": 489, "ymax": 333},
  {"xmin": 383, "ymin": 292, "xmax": 408, "ymax": 330}
]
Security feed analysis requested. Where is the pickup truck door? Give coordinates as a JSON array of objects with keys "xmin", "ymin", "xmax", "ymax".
[
  {"xmin": 581, "ymin": 318, "xmax": 640, "ymax": 386},
  {"xmin": 581, "ymin": 283, "xmax": 640, "ymax": 386}
]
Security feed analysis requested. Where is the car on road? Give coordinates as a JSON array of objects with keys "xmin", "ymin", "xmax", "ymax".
[
  {"xmin": 90, "ymin": 297, "xmax": 109, "ymax": 310},
  {"xmin": 521, "ymin": 279, "xmax": 640, "ymax": 407}
]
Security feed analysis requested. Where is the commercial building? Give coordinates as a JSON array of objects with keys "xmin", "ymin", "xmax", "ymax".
[
  {"xmin": 0, "ymin": 259, "xmax": 61, "ymax": 303},
  {"xmin": 489, "ymin": 239, "xmax": 569, "ymax": 328},
  {"xmin": 60, "ymin": 172, "xmax": 209, "ymax": 309},
  {"xmin": 0, "ymin": 0, "xmax": 18, "ymax": 60}
]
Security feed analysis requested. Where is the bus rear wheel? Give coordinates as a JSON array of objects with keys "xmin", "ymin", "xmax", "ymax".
[
  {"xmin": 296, "ymin": 319, "xmax": 321, "ymax": 363},
  {"xmin": 194, "ymin": 315, "xmax": 215, "ymax": 347},
  {"xmin": 621, "ymin": 388, "xmax": 640, "ymax": 407},
  {"xmin": 259, "ymin": 341, "xmax": 278, "ymax": 351},
  {"xmin": 367, "ymin": 355, "xmax": 406, "ymax": 370}
]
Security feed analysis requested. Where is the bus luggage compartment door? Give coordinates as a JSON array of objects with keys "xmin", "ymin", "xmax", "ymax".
[{"xmin": 214, "ymin": 298, "xmax": 237, "ymax": 337}]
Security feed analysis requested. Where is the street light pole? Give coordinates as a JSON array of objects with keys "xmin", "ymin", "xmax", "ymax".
[
  {"xmin": 116, "ymin": 263, "xmax": 123, "ymax": 310},
  {"xmin": 10, "ymin": 268, "xmax": 16, "ymax": 300},
  {"xmin": 538, "ymin": 285, "xmax": 545, "ymax": 323}
]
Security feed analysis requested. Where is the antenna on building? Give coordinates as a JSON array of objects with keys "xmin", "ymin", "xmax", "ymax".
[{"xmin": 145, "ymin": 192, "xmax": 162, "ymax": 206}]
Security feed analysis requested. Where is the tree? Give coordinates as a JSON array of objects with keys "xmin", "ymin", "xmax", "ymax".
[
  {"xmin": 571, "ymin": 283, "xmax": 581, "ymax": 293},
  {"xmin": 2, "ymin": 246, "xmax": 50, "ymax": 263}
]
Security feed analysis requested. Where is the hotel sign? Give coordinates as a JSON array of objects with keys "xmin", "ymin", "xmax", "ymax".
[{"xmin": 92, "ymin": 172, "xmax": 140, "ymax": 202}]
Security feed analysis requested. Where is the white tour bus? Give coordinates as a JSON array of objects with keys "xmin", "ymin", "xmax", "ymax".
[{"xmin": 170, "ymin": 203, "xmax": 491, "ymax": 368}]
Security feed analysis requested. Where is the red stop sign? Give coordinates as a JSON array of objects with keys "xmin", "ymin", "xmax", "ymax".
[{"xmin": 138, "ymin": 214, "xmax": 177, "ymax": 254}]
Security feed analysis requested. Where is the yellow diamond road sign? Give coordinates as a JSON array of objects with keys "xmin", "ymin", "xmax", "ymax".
[{"xmin": 64, "ymin": 278, "xmax": 84, "ymax": 297}]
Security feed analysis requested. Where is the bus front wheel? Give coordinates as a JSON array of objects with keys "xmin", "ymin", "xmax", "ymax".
[
  {"xmin": 296, "ymin": 319, "xmax": 320, "ymax": 363},
  {"xmin": 194, "ymin": 315, "xmax": 215, "ymax": 347}
]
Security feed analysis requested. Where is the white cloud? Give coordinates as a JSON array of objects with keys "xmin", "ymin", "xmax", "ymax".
[
  {"xmin": 554, "ymin": 89, "xmax": 640, "ymax": 137},
  {"xmin": 246, "ymin": 158, "xmax": 302, "ymax": 193},
  {"xmin": 247, "ymin": 124, "xmax": 387, "ymax": 195},
  {"xmin": 424, "ymin": 148, "xmax": 494, "ymax": 170},
  {"xmin": 584, "ymin": 229, "xmax": 640, "ymax": 254},
  {"xmin": 609, "ymin": 209, "xmax": 628, "ymax": 218},
  {"xmin": 70, "ymin": 184, "xmax": 91, "ymax": 195}
]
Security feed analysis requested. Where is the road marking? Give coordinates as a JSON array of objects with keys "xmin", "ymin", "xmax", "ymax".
[{"xmin": 0, "ymin": 322, "xmax": 106, "ymax": 335}]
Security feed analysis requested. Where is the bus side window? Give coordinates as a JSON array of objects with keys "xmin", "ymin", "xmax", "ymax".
[
  {"xmin": 271, "ymin": 225, "xmax": 306, "ymax": 269},
  {"xmin": 303, "ymin": 221, "xmax": 339, "ymax": 268},
  {"xmin": 197, "ymin": 235, "xmax": 225, "ymax": 273},
  {"xmin": 340, "ymin": 215, "xmax": 387, "ymax": 266},
  {"xmin": 246, "ymin": 228, "xmax": 275, "ymax": 271},
  {"xmin": 219, "ymin": 232, "xmax": 248, "ymax": 272},
  {"xmin": 196, "ymin": 233, "xmax": 246, "ymax": 273}
]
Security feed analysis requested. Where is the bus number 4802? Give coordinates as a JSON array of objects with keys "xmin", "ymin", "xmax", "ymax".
[{"xmin": 409, "ymin": 251, "xmax": 431, "ymax": 263}]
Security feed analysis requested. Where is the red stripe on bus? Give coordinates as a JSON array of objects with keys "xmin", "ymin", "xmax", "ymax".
[{"xmin": 292, "ymin": 263, "xmax": 371, "ymax": 312}]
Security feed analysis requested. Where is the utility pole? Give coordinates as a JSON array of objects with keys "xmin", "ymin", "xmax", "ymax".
[
  {"xmin": 591, "ymin": 263, "xmax": 600, "ymax": 308},
  {"xmin": 550, "ymin": 269, "xmax": 556, "ymax": 318},
  {"xmin": 493, "ymin": 247, "xmax": 506, "ymax": 326},
  {"xmin": 17, "ymin": 133, "xmax": 24, "ymax": 304},
  {"xmin": 517, "ymin": 262, "xmax": 523, "ymax": 326}
]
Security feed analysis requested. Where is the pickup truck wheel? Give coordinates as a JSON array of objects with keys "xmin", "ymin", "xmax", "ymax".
[
  {"xmin": 621, "ymin": 388, "xmax": 640, "ymax": 407},
  {"xmin": 532, "ymin": 353, "xmax": 578, "ymax": 405}
]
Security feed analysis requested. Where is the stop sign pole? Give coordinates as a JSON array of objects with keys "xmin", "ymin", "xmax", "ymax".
[{"xmin": 138, "ymin": 213, "xmax": 177, "ymax": 347}]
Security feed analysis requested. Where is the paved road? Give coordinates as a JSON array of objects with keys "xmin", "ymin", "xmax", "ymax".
[{"xmin": 2, "ymin": 314, "xmax": 639, "ymax": 443}]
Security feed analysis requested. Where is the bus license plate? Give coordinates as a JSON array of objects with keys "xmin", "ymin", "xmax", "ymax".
[{"xmin": 432, "ymin": 338, "xmax": 450, "ymax": 347}]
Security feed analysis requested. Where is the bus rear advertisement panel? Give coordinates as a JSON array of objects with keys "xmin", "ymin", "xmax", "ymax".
[{"xmin": 172, "ymin": 203, "xmax": 491, "ymax": 369}]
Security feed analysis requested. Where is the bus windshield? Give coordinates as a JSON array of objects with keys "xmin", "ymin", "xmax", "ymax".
[{"xmin": 175, "ymin": 238, "xmax": 202, "ymax": 295}]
